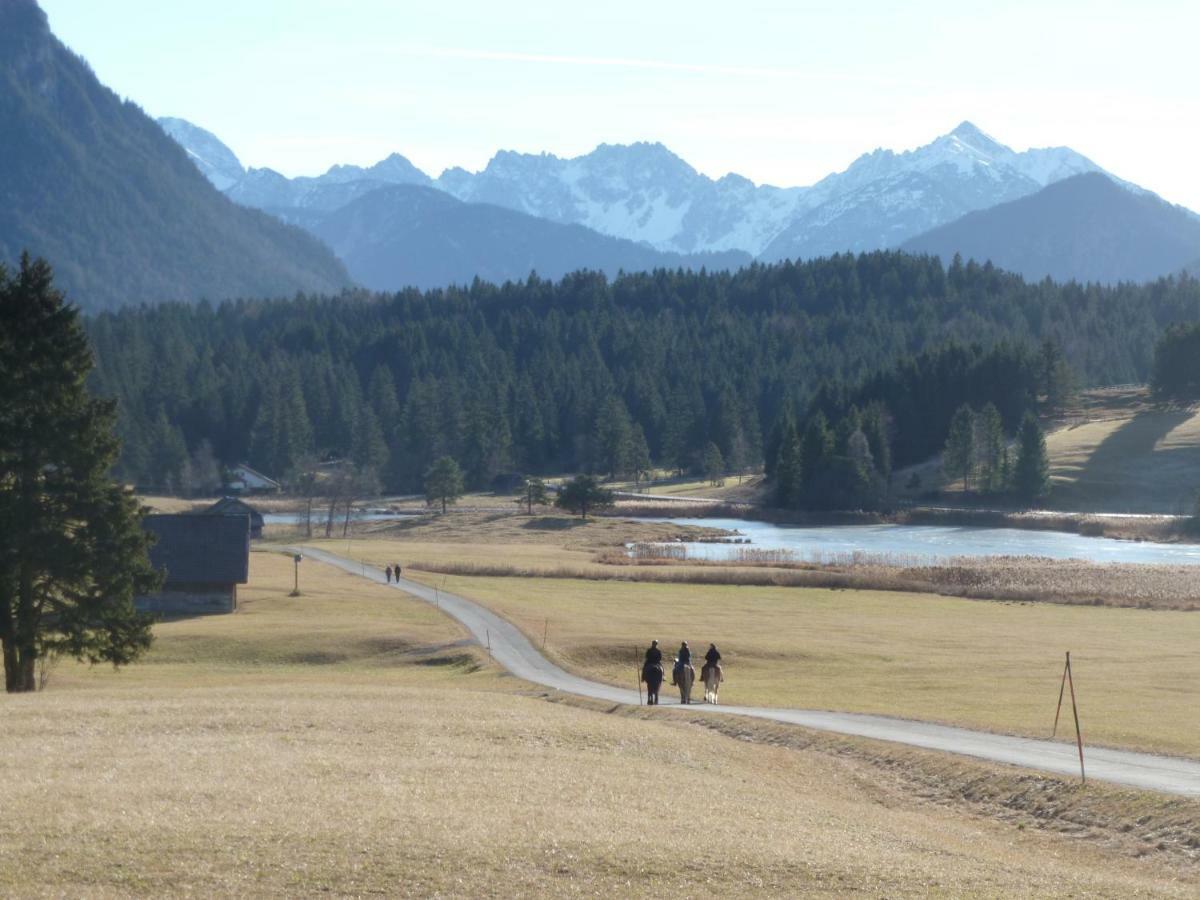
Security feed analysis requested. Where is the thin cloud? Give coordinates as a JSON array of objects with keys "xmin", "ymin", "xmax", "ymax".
[{"xmin": 412, "ymin": 45, "xmax": 904, "ymax": 86}]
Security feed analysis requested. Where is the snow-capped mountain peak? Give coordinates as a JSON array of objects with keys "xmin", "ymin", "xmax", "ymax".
[{"xmin": 158, "ymin": 115, "xmax": 1163, "ymax": 266}]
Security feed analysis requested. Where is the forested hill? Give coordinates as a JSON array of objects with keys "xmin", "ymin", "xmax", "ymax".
[
  {"xmin": 86, "ymin": 252, "xmax": 1200, "ymax": 493},
  {"xmin": 0, "ymin": 0, "xmax": 350, "ymax": 312}
]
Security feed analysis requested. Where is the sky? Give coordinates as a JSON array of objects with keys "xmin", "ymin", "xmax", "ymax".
[{"xmin": 39, "ymin": 0, "xmax": 1200, "ymax": 209}]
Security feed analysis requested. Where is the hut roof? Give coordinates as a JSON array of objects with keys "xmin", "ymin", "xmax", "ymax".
[{"xmin": 203, "ymin": 496, "xmax": 264, "ymax": 525}]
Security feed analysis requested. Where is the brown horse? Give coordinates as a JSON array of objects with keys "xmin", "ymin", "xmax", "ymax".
[
  {"xmin": 702, "ymin": 663, "xmax": 723, "ymax": 704},
  {"xmin": 642, "ymin": 662, "xmax": 664, "ymax": 705},
  {"xmin": 675, "ymin": 663, "xmax": 695, "ymax": 704}
]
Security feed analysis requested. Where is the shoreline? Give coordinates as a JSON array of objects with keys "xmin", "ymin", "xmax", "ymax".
[{"xmin": 611, "ymin": 501, "xmax": 1199, "ymax": 545}]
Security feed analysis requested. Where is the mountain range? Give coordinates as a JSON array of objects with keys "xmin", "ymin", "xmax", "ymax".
[
  {"xmin": 164, "ymin": 114, "xmax": 1200, "ymax": 287},
  {"xmin": 0, "ymin": 0, "xmax": 350, "ymax": 312},
  {"xmin": 169, "ymin": 120, "xmax": 1116, "ymax": 261}
]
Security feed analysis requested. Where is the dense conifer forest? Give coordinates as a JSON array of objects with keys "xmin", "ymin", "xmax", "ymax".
[{"xmin": 84, "ymin": 252, "xmax": 1200, "ymax": 496}]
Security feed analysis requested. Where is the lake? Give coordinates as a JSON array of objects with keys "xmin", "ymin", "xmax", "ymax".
[{"xmin": 643, "ymin": 518, "xmax": 1200, "ymax": 566}]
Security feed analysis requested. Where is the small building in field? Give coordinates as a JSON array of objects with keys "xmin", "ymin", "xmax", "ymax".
[
  {"xmin": 225, "ymin": 463, "xmax": 281, "ymax": 495},
  {"xmin": 136, "ymin": 514, "xmax": 250, "ymax": 615},
  {"xmin": 203, "ymin": 496, "xmax": 265, "ymax": 539}
]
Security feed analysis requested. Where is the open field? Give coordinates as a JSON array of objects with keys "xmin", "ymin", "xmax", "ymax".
[
  {"xmin": 388, "ymin": 568, "xmax": 1200, "ymax": 759},
  {"xmin": 4, "ymin": 552, "xmax": 1199, "ymax": 895},
  {"xmin": 1046, "ymin": 389, "xmax": 1200, "ymax": 514}
]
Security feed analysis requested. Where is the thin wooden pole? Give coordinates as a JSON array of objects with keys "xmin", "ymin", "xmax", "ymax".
[
  {"xmin": 1051, "ymin": 653, "xmax": 1069, "ymax": 738},
  {"xmin": 486, "ymin": 629, "xmax": 492, "ymax": 660},
  {"xmin": 1066, "ymin": 651, "xmax": 1086, "ymax": 784},
  {"xmin": 636, "ymin": 647, "xmax": 643, "ymax": 706},
  {"xmin": 543, "ymin": 618, "xmax": 548, "ymax": 650}
]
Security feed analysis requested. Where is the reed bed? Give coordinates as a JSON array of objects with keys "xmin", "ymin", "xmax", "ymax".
[{"xmin": 409, "ymin": 552, "xmax": 1200, "ymax": 611}]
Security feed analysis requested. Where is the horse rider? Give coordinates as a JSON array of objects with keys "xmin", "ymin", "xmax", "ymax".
[
  {"xmin": 702, "ymin": 642, "xmax": 722, "ymax": 680},
  {"xmin": 673, "ymin": 640, "xmax": 691, "ymax": 685},
  {"xmin": 644, "ymin": 639, "xmax": 663, "ymax": 668}
]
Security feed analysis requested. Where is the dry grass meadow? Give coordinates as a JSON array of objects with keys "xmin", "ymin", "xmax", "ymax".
[
  {"xmin": 383, "ymin": 568, "xmax": 1200, "ymax": 758},
  {"xmin": 5, "ymin": 550, "xmax": 1200, "ymax": 895}
]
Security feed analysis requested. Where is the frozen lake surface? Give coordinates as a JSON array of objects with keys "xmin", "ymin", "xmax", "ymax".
[{"xmin": 646, "ymin": 518, "xmax": 1200, "ymax": 566}]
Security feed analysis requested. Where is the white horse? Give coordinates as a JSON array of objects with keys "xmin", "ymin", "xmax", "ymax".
[
  {"xmin": 674, "ymin": 662, "xmax": 695, "ymax": 704},
  {"xmin": 703, "ymin": 664, "xmax": 723, "ymax": 704}
]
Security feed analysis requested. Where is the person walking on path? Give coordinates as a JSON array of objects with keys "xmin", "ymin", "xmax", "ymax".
[
  {"xmin": 394, "ymin": 561, "xmax": 403, "ymax": 578},
  {"xmin": 385, "ymin": 565, "xmax": 393, "ymax": 584}
]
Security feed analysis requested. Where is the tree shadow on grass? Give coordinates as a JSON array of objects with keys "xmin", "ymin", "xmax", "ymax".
[{"xmin": 1067, "ymin": 408, "xmax": 1195, "ymax": 511}]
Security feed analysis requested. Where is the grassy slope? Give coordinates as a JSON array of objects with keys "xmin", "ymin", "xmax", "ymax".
[
  {"xmin": 1046, "ymin": 389, "xmax": 1200, "ymax": 513},
  {"xmin": 3, "ymin": 552, "xmax": 1194, "ymax": 895},
  {"xmin": 893, "ymin": 387, "xmax": 1200, "ymax": 514}
]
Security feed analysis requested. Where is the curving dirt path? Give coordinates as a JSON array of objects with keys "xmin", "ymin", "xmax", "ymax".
[{"xmin": 298, "ymin": 546, "xmax": 1200, "ymax": 797}]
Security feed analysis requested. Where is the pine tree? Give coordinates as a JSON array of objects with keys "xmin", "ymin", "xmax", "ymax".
[
  {"xmin": 1013, "ymin": 413, "xmax": 1050, "ymax": 503},
  {"xmin": 860, "ymin": 403, "xmax": 891, "ymax": 482},
  {"xmin": 424, "ymin": 456, "xmax": 465, "ymax": 514},
  {"xmin": 943, "ymin": 404, "xmax": 976, "ymax": 492},
  {"xmin": 975, "ymin": 403, "xmax": 1005, "ymax": 493},
  {"xmin": 773, "ymin": 421, "xmax": 802, "ymax": 508},
  {"xmin": 799, "ymin": 411, "xmax": 834, "ymax": 493},
  {"xmin": 593, "ymin": 396, "xmax": 634, "ymax": 478},
  {"xmin": 0, "ymin": 256, "xmax": 159, "ymax": 693},
  {"xmin": 629, "ymin": 424, "xmax": 652, "ymax": 488},
  {"xmin": 701, "ymin": 442, "xmax": 725, "ymax": 486},
  {"xmin": 554, "ymin": 475, "xmax": 614, "ymax": 520},
  {"xmin": 515, "ymin": 476, "xmax": 550, "ymax": 515}
]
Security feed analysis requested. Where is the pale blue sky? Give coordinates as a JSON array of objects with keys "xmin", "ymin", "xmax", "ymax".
[{"xmin": 40, "ymin": 0, "xmax": 1200, "ymax": 208}]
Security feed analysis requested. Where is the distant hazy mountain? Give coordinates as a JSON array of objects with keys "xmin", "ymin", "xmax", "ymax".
[
  {"xmin": 309, "ymin": 184, "xmax": 751, "ymax": 291},
  {"xmin": 758, "ymin": 123, "xmax": 1106, "ymax": 262},
  {"xmin": 0, "ymin": 0, "xmax": 350, "ymax": 311},
  {"xmin": 902, "ymin": 173, "xmax": 1200, "ymax": 284},
  {"xmin": 226, "ymin": 152, "xmax": 431, "ymax": 212}
]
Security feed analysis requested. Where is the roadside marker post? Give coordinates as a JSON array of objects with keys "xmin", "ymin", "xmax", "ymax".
[
  {"xmin": 636, "ymin": 647, "xmax": 643, "ymax": 706},
  {"xmin": 1051, "ymin": 651, "xmax": 1086, "ymax": 784}
]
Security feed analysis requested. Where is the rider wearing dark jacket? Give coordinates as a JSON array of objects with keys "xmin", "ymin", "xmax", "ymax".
[
  {"xmin": 644, "ymin": 640, "xmax": 663, "ymax": 667},
  {"xmin": 704, "ymin": 644, "xmax": 721, "ymax": 666},
  {"xmin": 677, "ymin": 641, "xmax": 691, "ymax": 665}
]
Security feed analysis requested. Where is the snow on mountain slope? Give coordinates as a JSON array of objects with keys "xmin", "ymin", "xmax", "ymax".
[
  {"xmin": 160, "ymin": 116, "xmax": 1174, "ymax": 268},
  {"xmin": 157, "ymin": 117, "xmax": 245, "ymax": 191},
  {"xmin": 759, "ymin": 122, "xmax": 1110, "ymax": 262},
  {"xmin": 436, "ymin": 142, "xmax": 807, "ymax": 256}
]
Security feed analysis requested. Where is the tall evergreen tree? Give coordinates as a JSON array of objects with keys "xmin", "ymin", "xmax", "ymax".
[
  {"xmin": 1013, "ymin": 413, "xmax": 1050, "ymax": 503},
  {"xmin": 424, "ymin": 456, "xmax": 465, "ymax": 514},
  {"xmin": 799, "ymin": 411, "xmax": 834, "ymax": 492},
  {"xmin": 975, "ymin": 402, "xmax": 1005, "ymax": 494},
  {"xmin": 773, "ymin": 421, "xmax": 803, "ymax": 508},
  {"xmin": 943, "ymin": 404, "xmax": 976, "ymax": 492},
  {"xmin": 0, "ymin": 256, "xmax": 158, "ymax": 693}
]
